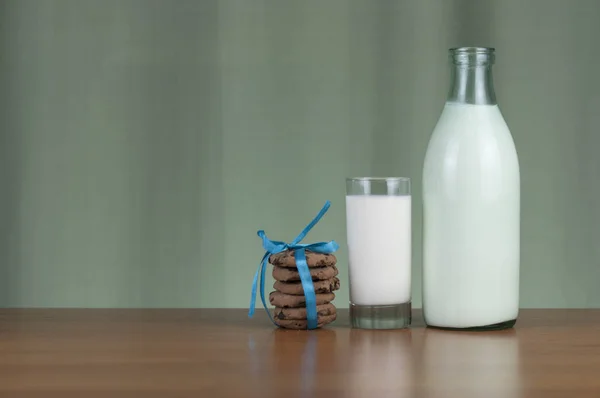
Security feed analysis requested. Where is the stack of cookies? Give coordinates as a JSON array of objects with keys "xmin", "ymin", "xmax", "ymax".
[{"xmin": 268, "ymin": 250, "xmax": 339, "ymax": 329}]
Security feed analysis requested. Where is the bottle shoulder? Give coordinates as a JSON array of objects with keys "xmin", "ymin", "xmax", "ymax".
[
  {"xmin": 423, "ymin": 104, "xmax": 520, "ymax": 194},
  {"xmin": 425, "ymin": 104, "xmax": 516, "ymax": 154}
]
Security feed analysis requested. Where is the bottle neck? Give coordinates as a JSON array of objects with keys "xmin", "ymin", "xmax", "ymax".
[{"xmin": 447, "ymin": 64, "xmax": 496, "ymax": 105}]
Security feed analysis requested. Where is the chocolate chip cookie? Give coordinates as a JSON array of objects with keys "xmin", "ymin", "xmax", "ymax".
[
  {"xmin": 272, "ymin": 265, "xmax": 338, "ymax": 282},
  {"xmin": 273, "ymin": 303, "xmax": 337, "ymax": 320},
  {"xmin": 269, "ymin": 291, "xmax": 335, "ymax": 308},
  {"xmin": 269, "ymin": 250, "xmax": 337, "ymax": 268},
  {"xmin": 273, "ymin": 277, "xmax": 340, "ymax": 295},
  {"xmin": 275, "ymin": 313, "xmax": 337, "ymax": 329}
]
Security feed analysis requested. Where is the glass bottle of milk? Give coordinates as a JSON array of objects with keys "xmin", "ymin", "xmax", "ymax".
[{"xmin": 422, "ymin": 47, "xmax": 520, "ymax": 330}]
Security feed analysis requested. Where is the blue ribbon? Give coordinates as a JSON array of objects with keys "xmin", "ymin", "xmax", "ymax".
[{"xmin": 249, "ymin": 200, "xmax": 339, "ymax": 330}]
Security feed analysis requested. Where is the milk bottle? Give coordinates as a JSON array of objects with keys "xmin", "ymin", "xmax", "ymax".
[{"xmin": 422, "ymin": 47, "xmax": 520, "ymax": 330}]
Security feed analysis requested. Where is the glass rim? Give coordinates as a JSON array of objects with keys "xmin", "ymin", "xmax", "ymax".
[
  {"xmin": 449, "ymin": 46, "xmax": 495, "ymax": 54},
  {"xmin": 346, "ymin": 176, "xmax": 411, "ymax": 182}
]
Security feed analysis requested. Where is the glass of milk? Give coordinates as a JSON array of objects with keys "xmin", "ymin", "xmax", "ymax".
[{"xmin": 346, "ymin": 177, "xmax": 412, "ymax": 329}]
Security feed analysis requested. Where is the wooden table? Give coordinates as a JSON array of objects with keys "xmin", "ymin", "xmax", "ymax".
[{"xmin": 0, "ymin": 309, "xmax": 599, "ymax": 397}]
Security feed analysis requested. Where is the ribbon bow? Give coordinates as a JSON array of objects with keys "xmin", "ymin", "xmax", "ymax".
[{"xmin": 249, "ymin": 200, "xmax": 339, "ymax": 329}]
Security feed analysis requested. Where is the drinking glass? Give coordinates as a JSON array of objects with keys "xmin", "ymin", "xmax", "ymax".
[{"xmin": 346, "ymin": 177, "xmax": 412, "ymax": 329}]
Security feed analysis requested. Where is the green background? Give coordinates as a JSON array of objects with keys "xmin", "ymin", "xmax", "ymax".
[{"xmin": 1, "ymin": 0, "xmax": 599, "ymax": 308}]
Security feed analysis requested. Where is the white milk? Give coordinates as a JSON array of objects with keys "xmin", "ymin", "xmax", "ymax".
[
  {"xmin": 422, "ymin": 102, "xmax": 520, "ymax": 328},
  {"xmin": 346, "ymin": 195, "xmax": 411, "ymax": 306}
]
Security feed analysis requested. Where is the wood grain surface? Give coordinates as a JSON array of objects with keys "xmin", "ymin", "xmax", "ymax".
[{"xmin": 0, "ymin": 309, "xmax": 599, "ymax": 397}]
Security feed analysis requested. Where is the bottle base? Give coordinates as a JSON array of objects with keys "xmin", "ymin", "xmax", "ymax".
[
  {"xmin": 426, "ymin": 318, "xmax": 517, "ymax": 331},
  {"xmin": 350, "ymin": 302, "xmax": 411, "ymax": 329}
]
